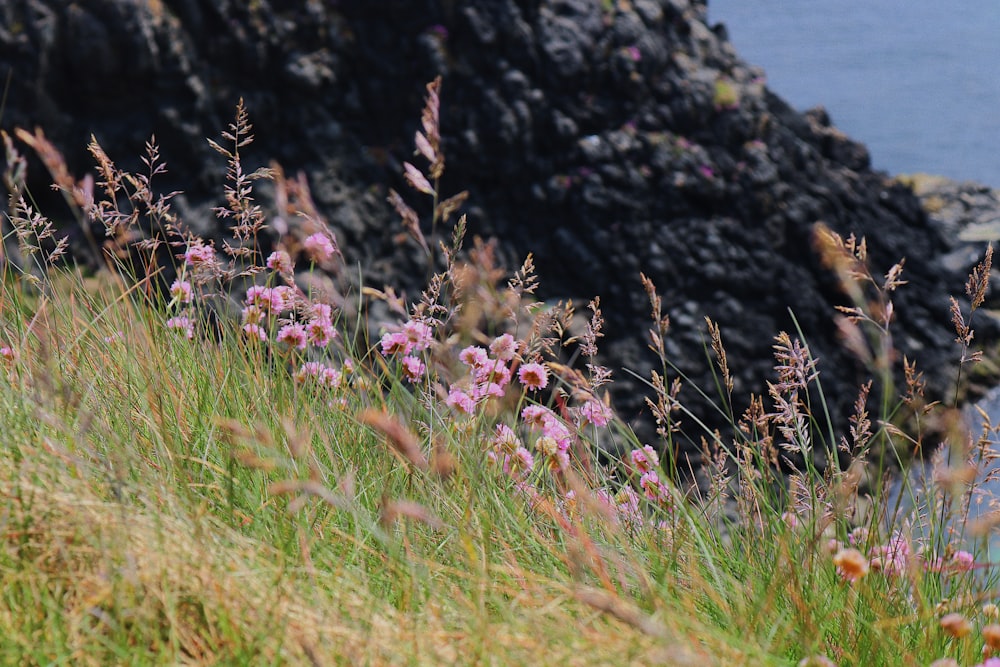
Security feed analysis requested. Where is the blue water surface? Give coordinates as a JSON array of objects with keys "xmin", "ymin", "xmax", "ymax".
[{"xmin": 708, "ymin": 1, "xmax": 1000, "ymax": 186}]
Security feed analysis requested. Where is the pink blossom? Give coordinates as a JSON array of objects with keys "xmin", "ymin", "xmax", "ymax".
[
  {"xmin": 446, "ymin": 388, "xmax": 476, "ymax": 414},
  {"xmin": 184, "ymin": 242, "xmax": 215, "ymax": 267},
  {"xmin": 492, "ymin": 424, "xmax": 521, "ymax": 453},
  {"xmin": 0, "ymin": 346, "xmax": 15, "ymax": 361},
  {"xmin": 629, "ymin": 445, "xmax": 660, "ymax": 473},
  {"xmin": 869, "ymin": 535, "xmax": 909, "ymax": 576},
  {"xmin": 242, "ymin": 306, "xmax": 264, "ymax": 325},
  {"xmin": 303, "ymin": 232, "xmax": 337, "ymax": 262},
  {"xmin": 269, "ymin": 286, "xmax": 296, "ymax": 313},
  {"xmin": 242, "ymin": 323, "xmax": 268, "ymax": 341},
  {"xmin": 489, "ymin": 334, "xmax": 519, "ymax": 361},
  {"xmin": 639, "ymin": 470, "xmax": 670, "ymax": 505},
  {"xmin": 380, "ymin": 331, "xmax": 412, "ymax": 356},
  {"xmin": 276, "ymin": 323, "xmax": 308, "ymax": 350},
  {"xmin": 474, "ymin": 358, "xmax": 511, "ymax": 386},
  {"xmin": 295, "ymin": 362, "xmax": 342, "ymax": 388},
  {"xmin": 580, "ymin": 399, "xmax": 613, "ymax": 427},
  {"xmin": 950, "ymin": 550, "xmax": 975, "ymax": 573},
  {"xmin": 613, "ymin": 486, "xmax": 644, "ymax": 528},
  {"xmin": 459, "ymin": 345, "xmax": 489, "ymax": 368},
  {"xmin": 521, "ymin": 405, "xmax": 555, "ymax": 429},
  {"xmin": 166, "ymin": 316, "xmax": 194, "ymax": 339},
  {"xmin": 540, "ymin": 415, "xmax": 572, "ymax": 451},
  {"xmin": 518, "ymin": 362, "xmax": 549, "ymax": 390},
  {"xmin": 403, "ymin": 320, "xmax": 434, "ymax": 351},
  {"xmin": 266, "ymin": 249, "xmax": 293, "ymax": 273},
  {"xmin": 400, "ymin": 355, "xmax": 426, "ymax": 382},
  {"xmin": 625, "ymin": 45, "xmax": 641, "ymax": 62},
  {"xmin": 170, "ymin": 279, "xmax": 192, "ymax": 304},
  {"xmin": 307, "ymin": 317, "xmax": 337, "ymax": 348},
  {"xmin": 245, "ymin": 285, "xmax": 270, "ymax": 308},
  {"xmin": 973, "ymin": 659, "xmax": 1000, "ymax": 667}
]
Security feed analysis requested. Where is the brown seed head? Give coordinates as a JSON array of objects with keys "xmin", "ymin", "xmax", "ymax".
[{"xmin": 940, "ymin": 613, "xmax": 972, "ymax": 639}]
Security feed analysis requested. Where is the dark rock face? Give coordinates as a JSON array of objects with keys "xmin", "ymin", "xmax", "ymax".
[{"xmin": 2, "ymin": 0, "xmax": 996, "ymax": 461}]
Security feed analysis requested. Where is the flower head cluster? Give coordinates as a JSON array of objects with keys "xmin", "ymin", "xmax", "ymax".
[
  {"xmin": 486, "ymin": 423, "xmax": 534, "ymax": 480},
  {"xmin": 166, "ymin": 316, "xmax": 194, "ymax": 340},
  {"xmin": 303, "ymin": 232, "xmax": 337, "ymax": 263},
  {"xmin": 266, "ymin": 249, "xmax": 293, "ymax": 274},
  {"xmin": 444, "ymin": 336, "xmax": 521, "ymax": 412},
  {"xmin": 240, "ymin": 284, "xmax": 338, "ymax": 353},
  {"xmin": 378, "ymin": 318, "xmax": 435, "ymax": 384},
  {"xmin": 869, "ymin": 534, "xmax": 910, "ymax": 576},
  {"xmin": 295, "ymin": 361, "xmax": 343, "ymax": 389},
  {"xmin": 521, "ymin": 405, "xmax": 571, "ymax": 470}
]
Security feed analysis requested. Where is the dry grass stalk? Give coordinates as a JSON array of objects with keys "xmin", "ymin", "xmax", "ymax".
[{"xmin": 358, "ymin": 408, "xmax": 429, "ymax": 471}]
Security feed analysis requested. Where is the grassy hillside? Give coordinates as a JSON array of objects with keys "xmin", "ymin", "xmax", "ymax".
[{"xmin": 1, "ymin": 95, "xmax": 999, "ymax": 666}]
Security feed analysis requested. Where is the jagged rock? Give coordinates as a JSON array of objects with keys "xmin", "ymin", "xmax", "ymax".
[{"xmin": 1, "ymin": 0, "xmax": 997, "ymax": 468}]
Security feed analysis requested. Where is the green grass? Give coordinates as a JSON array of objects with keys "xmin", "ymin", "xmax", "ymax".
[{"xmin": 2, "ymin": 95, "xmax": 999, "ymax": 666}]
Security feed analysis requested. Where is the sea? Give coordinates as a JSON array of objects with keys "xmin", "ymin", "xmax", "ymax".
[{"xmin": 707, "ymin": 1, "xmax": 1000, "ymax": 187}]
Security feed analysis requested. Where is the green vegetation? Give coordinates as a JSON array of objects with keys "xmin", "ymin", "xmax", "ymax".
[{"xmin": 0, "ymin": 85, "xmax": 998, "ymax": 666}]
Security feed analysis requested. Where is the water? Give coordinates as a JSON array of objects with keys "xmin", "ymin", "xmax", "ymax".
[{"xmin": 708, "ymin": 1, "xmax": 1000, "ymax": 186}]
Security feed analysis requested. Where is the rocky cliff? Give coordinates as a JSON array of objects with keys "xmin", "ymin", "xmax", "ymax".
[{"xmin": 2, "ymin": 0, "xmax": 997, "ymax": 462}]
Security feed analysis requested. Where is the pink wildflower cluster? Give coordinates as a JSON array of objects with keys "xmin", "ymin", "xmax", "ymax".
[
  {"xmin": 241, "ymin": 284, "xmax": 338, "ymax": 351},
  {"xmin": 183, "ymin": 242, "xmax": 216, "ymax": 268},
  {"xmin": 266, "ymin": 249, "xmax": 293, "ymax": 274},
  {"xmin": 166, "ymin": 316, "xmax": 194, "ymax": 339},
  {"xmin": 486, "ymin": 423, "xmax": 535, "ymax": 480},
  {"xmin": 444, "ymin": 336, "xmax": 521, "ymax": 411},
  {"xmin": 295, "ymin": 361, "xmax": 343, "ymax": 389},
  {"xmin": 628, "ymin": 445, "xmax": 670, "ymax": 508},
  {"xmin": 378, "ymin": 318, "xmax": 434, "ymax": 383},
  {"xmin": 302, "ymin": 232, "xmax": 338, "ymax": 263},
  {"xmin": 579, "ymin": 398, "xmax": 613, "ymax": 427},
  {"xmin": 169, "ymin": 279, "xmax": 193, "ymax": 304},
  {"xmin": 828, "ymin": 532, "xmax": 978, "ymax": 583},
  {"xmin": 521, "ymin": 405, "xmax": 572, "ymax": 470}
]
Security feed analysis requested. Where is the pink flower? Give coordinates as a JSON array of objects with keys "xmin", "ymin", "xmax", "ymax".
[
  {"xmin": 403, "ymin": 320, "xmax": 434, "ymax": 351},
  {"xmin": 242, "ymin": 323, "xmax": 268, "ymax": 341},
  {"xmin": 276, "ymin": 323, "xmax": 308, "ymax": 350},
  {"xmin": 474, "ymin": 359, "xmax": 511, "ymax": 388},
  {"xmin": 242, "ymin": 306, "xmax": 264, "ymax": 325},
  {"xmin": 521, "ymin": 405, "xmax": 555, "ymax": 429},
  {"xmin": 184, "ymin": 242, "xmax": 215, "ymax": 267},
  {"xmin": 973, "ymin": 659, "xmax": 1000, "ymax": 667},
  {"xmin": 166, "ymin": 316, "xmax": 194, "ymax": 339},
  {"xmin": 245, "ymin": 285, "xmax": 270, "ymax": 308},
  {"xmin": 170, "ymin": 279, "xmax": 192, "ymax": 304},
  {"xmin": 295, "ymin": 362, "xmax": 343, "ymax": 388},
  {"xmin": 303, "ymin": 232, "xmax": 337, "ymax": 262},
  {"xmin": 580, "ymin": 399, "xmax": 613, "ymax": 427},
  {"xmin": 950, "ymin": 550, "xmax": 975, "ymax": 573},
  {"xmin": 307, "ymin": 317, "xmax": 337, "ymax": 348},
  {"xmin": 0, "ymin": 346, "xmax": 15, "ymax": 361},
  {"xmin": 518, "ymin": 362, "xmax": 548, "ymax": 390},
  {"xmin": 380, "ymin": 331, "xmax": 412, "ymax": 356},
  {"xmin": 446, "ymin": 388, "xmax": 476, "ymax": 414},
  {"xmin": 489, "ymin": 334, "xmax": 519, "ymax": 361},
  {"xmin": 491, "ymin": 424, "xmax": 521, "ymax": 453},
  {"xmin": 629, "ymin": 445, "xmax": 659, "ymax": 473},
  {"xmin": 459, "ymin": 345, "xmax": 489, "ymax": 368},
  {"xmin": 400, "ymin": 355, "xmax": 426, "ymax": 382},
  {"xmin": 269, "ymin": 286, "xmax": 296, "ymax": 313},
  {"xmin": 625, "ymin": 45, "xmax": 641, "ymax": 62},
  {"xmin": 870, "ymin": 535, "xmax": 909, "ymax": 576},
  {"xmin": 266, "ymin": 249, "xmax": 293, "ymax": 273},
  {"xmin": 639, "ymin": 470, "xmax": 671, "ymax": 505}
]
